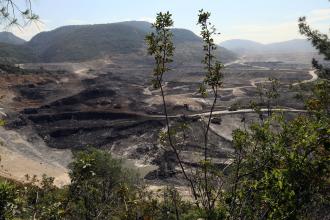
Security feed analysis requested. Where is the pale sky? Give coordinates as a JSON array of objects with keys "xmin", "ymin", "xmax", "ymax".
[{"xmin": 4, "ymin": 0, "xmax": 330, "ymax": 44}]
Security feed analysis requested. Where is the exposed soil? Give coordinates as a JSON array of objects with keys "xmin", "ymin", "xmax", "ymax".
[{"xmin": 0, "ymin": 58, "xmax": 314, "ymax": 186}]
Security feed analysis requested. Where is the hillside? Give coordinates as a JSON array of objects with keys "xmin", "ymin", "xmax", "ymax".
[
  {"xmin": 0, "ymin": 21, "xmax": 236, "ymax": 64},
  {"xmin": 0, "ymin": 32, "xmax": 31, "ymax": 63},
  {"xmin": 220, "ymin": 38, "xmax": 316, "ymax": 54},
  {"xmin": 0, "ymin": 32, "xmax": 26, "ymax": 45},
  {"xmin": 266, "ymin": 39, "xmax": 316, "ymax": 53},
  {"xmin": 27, "ymin": 21, "xmax": 236, "ymax": 63},
  {"xmin": 27, "ymin": 22, "xmax": 148, "ymax": 62},
  {"xmin": 0, "ymin": 43, "xmax": 37, "ymax": 63},
  {"xmin": 220, "ymin": 39, "xmax": 265, "ymax": 54}
]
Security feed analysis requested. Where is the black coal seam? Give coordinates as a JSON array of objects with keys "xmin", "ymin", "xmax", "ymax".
[
  {"xmin": 49, "ymin": 126, "xmax": 158, "ymax": 149},
  {"xmin": 28, "ymin": 111, "xmax": 141, "ymax": 123},
  {"xmin": 45, "ymin": 119, "xmax": 163, "ymax": 138},
  {"xmin": 38, "ymin": 89, "xmax": 117, "ymax": 107},
  {"xmin": 99, "ymin": 121, "xmax": 163, "ymax": 144}
]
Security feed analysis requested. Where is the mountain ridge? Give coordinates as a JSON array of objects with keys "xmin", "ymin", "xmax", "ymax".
[
  {"xmin": 0, "ymin": 21, "xmax": 236, "ymax": 64},
  {"xmin": 0, "ymin": 32, "xmax": 26, "ymax": 45},
  {"xmin": 220, "ymin": 38, "xmax": 316, "ymax": 54}
]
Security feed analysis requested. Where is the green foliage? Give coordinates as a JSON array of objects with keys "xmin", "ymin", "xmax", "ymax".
[
  {"xmin": 19, "ymin": 175, "xmax": 65, "ymax": 220},
  {"xmin": 0, "ymin": 181, "xmax": 16, "ymax": 220},
  {"xmin": 306, "ymin": 80, "xmax": 330, "ymax": 115},
  {"xmin": 299, "ymin": 7, "xmax": 330, "ymax": 114},
  {"xmin": 299, "ymin": 15, "xmax": 329, "ymax": 80},
  {"xmin": 299, "ymin": 17, "xmax": 330, "ymax": 61},
  {"xmin": 145, "ymin": 11, "xmax": 174, "ymax": 89},
  {"xmin": 229, "ymin": 112, "xmax": 330, "ymax": 219},
  {"xmin": 0, "ymin": 149, "xmax": 202, "ymax": 219},
  {"xmin": 228, "ymin": 20, "xmax": 330, "ymax": 215},
  {"xmin": 0, "ymin": 175, "xmax": 66, "ymax": 220},
  {"xmin": 197, "ymin": 9, "xmax": 224, "ymax": 94},
  {"xmin": 66, "ymin": 148, "xmax": 140, "ymax": 219},
  {"xmin": 194, "ymin": 10, "xmax": 227, "ymax": 220}
]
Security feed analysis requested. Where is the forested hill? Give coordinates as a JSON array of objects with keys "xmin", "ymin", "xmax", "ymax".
[
  {"xmin": 0, "ymin": 21, "xmax": 237, "ymax": 64},
  {"xmin": 0, "ymin": 32, "xmax": 26, "ymax": 45}
]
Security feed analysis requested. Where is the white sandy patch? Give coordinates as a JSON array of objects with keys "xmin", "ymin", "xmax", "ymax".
[
  {"xmin": 0, "ymin": 146, "xmax": 70, "ymax": 186},
  {"xmin": 0, "ymin": 127, "xmax": 72, "ymax": 187},
  {"xmin": 143, "ymin": 87, "xmax": 153, "ymax": 95}
]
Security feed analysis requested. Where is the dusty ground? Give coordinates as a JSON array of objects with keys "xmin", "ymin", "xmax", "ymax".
[
  {"xmin": 0, "ymin": 127, "xmax": 71, "ymax": 186},
  {"xmin": 0, "ymin": 57, "xmax": 316, "ymax": 186},
  {"xmin": 0, "ymin": 146, "xmax": 70, "ymax": 186}
]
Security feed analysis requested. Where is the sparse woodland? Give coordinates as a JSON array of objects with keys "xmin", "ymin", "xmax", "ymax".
[{"xmin": 0, "ymin": 1, "xmax": 329, "ymax": 220}]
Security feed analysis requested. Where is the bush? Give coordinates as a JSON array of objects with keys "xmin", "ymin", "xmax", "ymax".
[{"xmin": 0, "ymin": 181, "xmax": 16, "ymax": 220}]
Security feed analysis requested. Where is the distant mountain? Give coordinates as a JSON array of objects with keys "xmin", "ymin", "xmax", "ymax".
[
  {"xmin": 0, "ymin": 32, "xmax": 26, "ymax": 45},
  {"xmin": 266, "ymin": 39, "xmax": 315, "ymax": 53},
  {"xmin": 27, "ymin": 22, "xmax": 148, "ymax": 62},
  {"xmin": 220, "ymin": 39, "xmax": 264, "ymax": 54},
  {"xmin": 0, "ymin": 21, "xmax": 236, "ymax": 64},
  {"xmin": 24, "ymin": 21, "xmax": 236, "ymax": 63},
  {"xmin": 220, "ymin": 39, "xmax": 316, "ymax": 55}
]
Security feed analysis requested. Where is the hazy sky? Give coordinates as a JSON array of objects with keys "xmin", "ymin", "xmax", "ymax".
[{"xmin": 6, "ymin": 0, "xmax": 330, "ymax": 43}]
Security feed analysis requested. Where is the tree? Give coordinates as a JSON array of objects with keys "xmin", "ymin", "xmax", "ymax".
[
  {"xmin": 299, "ymin": 10, "xmax": 330, "ymax": 115},
  {"xmin": 194, "ymin": 9, "xmax": 226, "ymax": 219},
  {"xmin": 299, "ymin": 16, "xmax": 329, "ymax": 80},
  {"xmin": 145, "ymin": 9, "xmax": 198, "ymax": 201},
  {"xmin": 225, "ymin": 3, "xmax": 330, "ymax": 219},
  {"xmin": 146, "ymin": 10, "xmax": 227, "ymax": 220},
  {"xmin": 0, "ymin": 2, "xmax": 40, "ymax": 219},
  {"xmin": 0, "ymin": 0, "xmax": 38, "ymax": 27},
  {"xmin": 227, "ymin": 113, "xmax": 329, "ymax": 219},
  {"xmin": 65, "ymin": 148, "xmax": 141, "ymax": 220},
  {"xmin": 0, "ymin": 180, "xmax": 16, "ymax": 220},
  {"xmin": 146, "ymin": 6, "xmax": 330, "ymax": 220}
]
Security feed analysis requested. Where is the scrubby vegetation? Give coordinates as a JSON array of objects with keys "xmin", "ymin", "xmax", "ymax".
[
  {"xmin": 143, "ymin": 9, "xmax": 329, "ymax": 220},
  {"xmin": 0, "ymin": 149, "xmax": 202, "ymax": 220}
]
